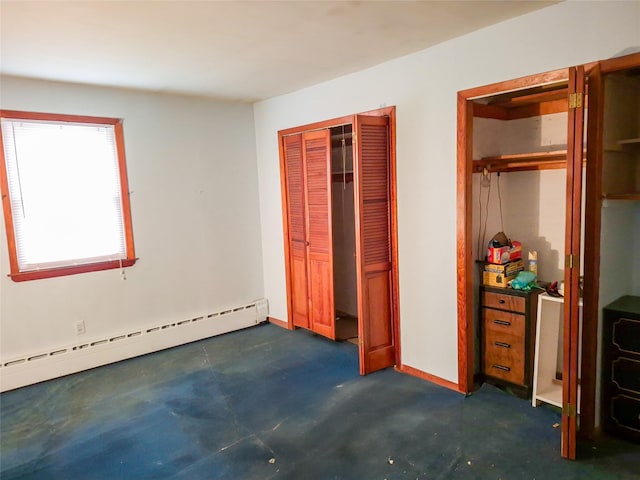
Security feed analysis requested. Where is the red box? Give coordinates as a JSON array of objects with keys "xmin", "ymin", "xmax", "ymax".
[{"xmin": 487, "ymin": 241, "xmax": 522, "ymax": 265}]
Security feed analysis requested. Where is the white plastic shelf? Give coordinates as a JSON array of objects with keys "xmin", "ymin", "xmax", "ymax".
[{"xmin": 531, "ymin": 293, "xmax": 582, "ymax": 412}]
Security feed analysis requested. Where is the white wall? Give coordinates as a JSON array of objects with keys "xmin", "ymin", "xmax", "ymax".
[
  {"xmin": 254, "ymin": 1, "xmax": 640, "ymax": 384},
  {"xmin": 473, "ymin": 113, "xmax": 569, "ymax": 283},
  {"xmin": 600, "ymin": 201, "xmax": 637, "ymax": 304},
  {"xmin": 504, "ymin": 170, "xmax": 568, "ymax": 283},
  {"xmin": 331, "ymin": 141, "xmax": 358, "ymax": 317},
  {"xmin": 0, "ymin": 77, "xmax": 264, "ymax": 373}
]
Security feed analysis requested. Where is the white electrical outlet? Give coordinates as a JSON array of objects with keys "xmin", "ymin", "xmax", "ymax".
[{"xmin": 75, "ymin": 320, "xmax": 86, "ymax": 335}]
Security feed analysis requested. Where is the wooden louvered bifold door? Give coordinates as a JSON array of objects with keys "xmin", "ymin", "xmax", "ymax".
[
  {"xmin": 302, "ymin": 130, "xmax": 335, "ymax": 339},
  {"xmin": 283, "ymin": 134, "xmax": 309, "ymax": 329},
  {"xmin": 354, "ymin": 114, "xmax": 395, "ymax": 374}
]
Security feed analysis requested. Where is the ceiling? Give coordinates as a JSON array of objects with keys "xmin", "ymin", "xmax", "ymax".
[{"xmin": 0, "ymin": 1, "xmax": 559, "ymax": 103}]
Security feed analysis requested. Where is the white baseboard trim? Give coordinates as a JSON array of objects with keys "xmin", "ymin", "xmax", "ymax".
[{"xmin": 0, "ymin": 298, "xmax": 269, "ymax": 392}]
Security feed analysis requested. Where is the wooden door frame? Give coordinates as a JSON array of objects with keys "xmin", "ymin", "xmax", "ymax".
[
  {"xmin": 581, "ymin": 61, "xmax": 602, "ymax": 442},
  {"xmin": 582, "ymin": 52, "xmax": 640, "ymax": 440},
  {"xmin": 278, "ymin": 106, "xmax": 401, "ymax": 368},
  {"xmin": 456, "ymin": 68, "xmax": 571, "ymax": 394},
  {"xmin": 457, "ymin": 64, "xmax": 612, "ymax": 459}
]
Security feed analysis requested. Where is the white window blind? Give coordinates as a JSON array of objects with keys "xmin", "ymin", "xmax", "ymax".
[{"xmin": 1, "ymin": 118, "xmax": 127, "ymax": 272}]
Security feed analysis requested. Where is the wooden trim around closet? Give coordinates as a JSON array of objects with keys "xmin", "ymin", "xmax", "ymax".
[
  {"xmin": 460, "ymin": 69, "xmax": 570, "ymax": 100},
  {"xmin": 599, "ymin": 52, "xmax": 640, "ymax": 73},
  {"xmin": 387, "ymin": 108, "xmax": 401, "ymax": 368},
  {"xmin": 580, "ymin": 53, "xmax": 640, "ymax": 440},
  {"xmin": 456, "ymin": 91, "xmax": 474, "ymax": 394},
  {"xmin": 456, "ymin": 67, "xmax": 570, "ymax": 395},
  {"xmin": 268, "ymin": 317, "xmax": 289, "ymax": 329},
  {"xmin": 278, "ymin": 106, "xmax": 400, "ymax": 368},
  {"xmin": 581, "ymin": 63, "xmax": 603, "ymax": 441},
  {"xmin": 279, "ymin": 115, "xmax": 353, "ymax": 138},
  {"xmin": 396, "ymin": 364, "xmax": 461, "ymax": 393}
]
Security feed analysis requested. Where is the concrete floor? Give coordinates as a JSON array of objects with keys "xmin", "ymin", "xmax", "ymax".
[{"xmin": 1, "ymin": 322, "xmax": 638, "ymax": 479}]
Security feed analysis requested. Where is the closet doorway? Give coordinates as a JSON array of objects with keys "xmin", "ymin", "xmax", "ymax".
[
  {"xmin": 330, "ymin": 124, "xmax": 359, "ymax": 345},
  {"xmin": 278, "ymin": 107, "xmax": 399, "ymax": 375},
  {"xmin": 457, "ymin": 67, "xmax": 587, "ymax": 459}
]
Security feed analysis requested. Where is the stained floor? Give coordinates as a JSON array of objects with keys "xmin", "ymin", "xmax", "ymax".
[{"xmin": 1, "ymin": 323, "xmax": 639, "ymax": 479}]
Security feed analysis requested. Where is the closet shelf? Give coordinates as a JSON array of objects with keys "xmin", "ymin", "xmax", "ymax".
[
  {"xmin": 605, "ymin": 138, "xmax": 640, "ymax": 151},
  {"xmin": 473, "ymin": 150, "xmax": 574, "ymax": 173},
  {"xmin": 618, "ymin": 137, "xmax": 640, "ymax": 146},
  {"xmin": 603, "ymin": 192, "xmax": 640, "ymax": 201}
]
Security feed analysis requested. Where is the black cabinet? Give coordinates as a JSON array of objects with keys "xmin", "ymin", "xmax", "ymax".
[{"xmin": 602, "ymin": 295, "xmax": 640, "ymax": 442}]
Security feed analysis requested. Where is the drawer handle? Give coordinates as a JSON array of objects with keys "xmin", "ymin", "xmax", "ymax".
[
  {"xmin": 494, "ymin": 341, "xmax": 511, "ymax": 349},
  {"xmin": 498, "ymin": 299, "xmax": 506, "ymax": 304},
  {"xmin": 492, "ymin": 364, "xmax": 511, "ymax": 372},
  {"xmin": 493, "ymin": 319, "xmax": 511, "ymax": 326}
]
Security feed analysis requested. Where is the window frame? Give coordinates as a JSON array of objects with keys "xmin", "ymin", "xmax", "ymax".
[{"xmin": 0, "ymin": 110, "xmax": 136, "ymax": 282}]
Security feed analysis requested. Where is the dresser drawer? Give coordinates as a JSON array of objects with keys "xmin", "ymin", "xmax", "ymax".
[
  {"xmin": 609, "ymin": 394, "xmax": 640, "ymax": 440},
  {"xmin": 485, "ymin": 330, "xmax": 525, "ymax": 355},
  {"xmin": 482, "ymin": 291, "xmax": 525, "ymax": 313},
  {"xmin": 484, "ymin": 334, "xmax": 525, "ymax": 385},
  {"xmin": 612, "ymin": 357, "xmax": 640, "ymax": 395},
  {"xmin": 482, "ymin": 308, "xmax": 525, "ymax": 337},
  {"xmin": 612, "ymin": 317, "xmax": 640, "ymax": 355},
  {"xmin": 602, "ymin": 296, "xmax": 640, "ymax": 443}
]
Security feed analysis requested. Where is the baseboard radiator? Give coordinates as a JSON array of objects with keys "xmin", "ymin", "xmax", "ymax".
[{"xmin": 0, "ymin": 298, "xmax": 269, "ymax": 393}]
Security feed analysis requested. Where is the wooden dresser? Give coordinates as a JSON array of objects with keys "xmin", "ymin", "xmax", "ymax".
[
  {"xmin": 480, "ymin": 286, "xmax": 541, "ymax": 397},
  {"xmin": 602, "ymin": 295, "xmax": 640, "ymax": 443}
]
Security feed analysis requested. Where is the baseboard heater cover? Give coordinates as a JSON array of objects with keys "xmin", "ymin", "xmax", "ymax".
[{"xmin": 0, "ymin": 298, "xmax": 269, "ymax": 392}]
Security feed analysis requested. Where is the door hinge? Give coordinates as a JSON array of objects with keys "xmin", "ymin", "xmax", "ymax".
[
  {"xmin": 565, "ymin": 254, "xmax": 578, "ymax": 269},
  {"xmin": 563, "ymin": 403, "xmax": 577, "ymax": 418},
  {"xmin": 568, "ymin": 92, "xmax": 583, "ymax": 109}
]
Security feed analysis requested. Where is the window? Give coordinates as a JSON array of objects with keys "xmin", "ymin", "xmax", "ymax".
[{"xmin": 0, "ymin": 110, "xmax": 136, "ymax": 281}]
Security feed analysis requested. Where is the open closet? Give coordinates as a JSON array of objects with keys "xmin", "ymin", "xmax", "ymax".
[
  {"xmin": 330, "ymin": 125, "xmax": 359, "ymax": 344},
  {"xmin": 278, "ymin": 107, "xmax": 399, "ymax": 376},
  {"xmin": 584, "ymin": 55, "xmax": 640, "ymax": 444},
  {"xmin": 471, "ymin": 77, "xmax": 579, "ymax": 402},
  {"xmin": 458, "ymin": 66, "xmax": 587, "ymax": 459},
  {"xmin": 459, "ymin": 52, "xmax": 640, "ymax": 460}
]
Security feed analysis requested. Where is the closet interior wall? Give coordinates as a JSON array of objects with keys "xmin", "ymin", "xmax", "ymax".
[
  {"xmin": 596, "ymin": 68, "xmax": 640, "ymax": 428},
  {"xmin": 473, "ymin": 112, "xmax": 570, "ymax": 282},
  {"xmin": 588, "ymin": 58, "xmax": 640, "ymax": 443},
  {"xmin": 472, "ymin": 110, "xmax": 574, "ymax": 379},
  {"xmin": 330, "ymin": 125, "xmax": 359, "ymax": 344},
  {"xmin": 599, "ymin": 71, "xmax": 640, "ymax": 304},
  {"xmin": 330, "ymin": 125, "xmax": 357, "ymax": 320}
]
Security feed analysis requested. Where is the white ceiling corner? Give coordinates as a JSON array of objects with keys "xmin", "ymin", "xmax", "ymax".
[{"xmin": 0, "ymin": 1, "xmax": 559, "ymax": 102}]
